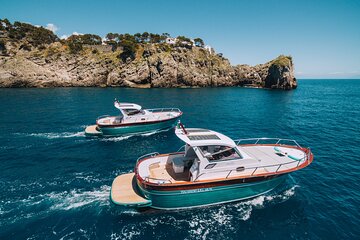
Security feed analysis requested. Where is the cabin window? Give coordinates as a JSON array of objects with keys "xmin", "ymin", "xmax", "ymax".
[
  {"xmin": 236, "ymin": 166, "xmax": 245, "ymax": 172},
  {"xmin": 123, "ymin": 109, "xmax": 142, "ymax": 115},
  {"xmin": 205, "ymin": 163, "xmax": 216, "ymax": 169},
  {"xmin": 199, "ymin": 145, "xmax": 242, "ymax": 161}
]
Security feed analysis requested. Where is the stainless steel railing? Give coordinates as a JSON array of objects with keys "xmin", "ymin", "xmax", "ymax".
[
  {"xmin": 146, "ymin": 108, "xmax": 181, "ymax": 113},
  {"xmin": 144, "ymin": 176, "xmax": 172, "ymax": 184},
  {"xmin": 177, "ymin": 145, "xmax": 186, "ymax": 152},
  {"xmin": 136, "ymin": 152, "xmax": 160, "ymax": 165},
  {"xmin": 235, "ymin": 138, "xmax": 302, "ymax": 148},
  {"xmin": 194, "ymin": 147, "xmax": 312, "ymax": 181},
  {"xmin": 96, "ymin": 115, "xmax": 111, "ymax": 120}
]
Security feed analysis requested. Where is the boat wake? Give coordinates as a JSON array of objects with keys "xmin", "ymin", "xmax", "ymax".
[
  {"xmin": 14, "ymin": 131, "xmax": 85, "ymax": 139},
  {"xmin": 112, "ymin": 185, "xmax": 299, "ymax": 240},
  {"xmin": 49, "ymin": 185, "xmax": 110, "ymax": 211},
  {"xmin": 100, "ymin": 128, "xmax": 172, "ymax": 142},
  {"xmin": 231, "ymin": 184, "xmax": 299, "ymax": 220},
  {"xmin": 0, "ymin": 185, "xmax": 110, "ymax": 227}
]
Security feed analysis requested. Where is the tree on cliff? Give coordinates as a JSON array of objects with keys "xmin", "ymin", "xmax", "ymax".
[
  {"xmin": 149, "ymin": 33, "xmax": 162, "ymax": 43},
  {"xmin": 66, "ymin": 35, "xmax": 83, "ymax": 53},
  {"xmin": 141, "ymin": 32, "xmax": 149, "ymax": 43},
  {"xmin": 65, "ymin": 34, "xmax": 102, "ymax": 54},
  {"xmin": 0, "ymin": 18, "xmax": 11, "ymax": 31},
  {"xmin": 105, "ymin": 33, "xmax": 119, "ymax": 51},
  {"xmin": 3, "ymin": 21, "xmax": 58, "ymax": 47},
  {"xmin": 80, "ymin": 34, "xmax": 102, "ymax": 45},
  {"xmin": 194, "ymin": 38, "xmax": 204, "ymax": 47},
  {"xmin": 134, "ymin": 33, "xmax": 142, "ymax": 43},
  {"xmin": 176, "ymin": 36, "xmax": 193, "ymax": 48}
]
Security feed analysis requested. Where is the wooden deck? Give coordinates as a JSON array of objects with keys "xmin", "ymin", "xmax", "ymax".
[
  {"xmin": 85, "ymin": 125, "xmax": 102, "ymax": 136},
  {"xmin": 149, "ymin": 161, "xmax": 190, "ymax": 183},
  {"xmin": 111, "ymin": 173, "xmax": 151, "ymax": 206}
]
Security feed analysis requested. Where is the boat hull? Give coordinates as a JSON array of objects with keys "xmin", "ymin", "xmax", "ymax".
[
  {"xmin": 138, "ymin": 175, "xmax": 285, "ymax": 209},
  {"xmin": 98, "ymin": 117, "xmax": 179, "ymax": 136}
]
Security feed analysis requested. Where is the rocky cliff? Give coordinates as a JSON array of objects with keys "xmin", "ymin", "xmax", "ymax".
[{"xmin": 0, "ymin": 21, "xmax": 296, "ymax": 89}]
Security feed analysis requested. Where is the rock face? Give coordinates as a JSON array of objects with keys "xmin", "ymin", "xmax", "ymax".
[{"xmin": 0, "ymin": 39, "xmax": 296, "ymax": 89}]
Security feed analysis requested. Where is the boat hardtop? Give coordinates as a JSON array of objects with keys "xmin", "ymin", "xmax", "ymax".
[
  {"xmin": 175, "ymin": 127, "xmax": 237, "ymax": 148},
  {"xmin": 135, "ymin": 123, "xmax": 313, "ymax": 184},
  {"xmin": 96, "ymin": 99, "xmax": 182, "ymax": 126}
]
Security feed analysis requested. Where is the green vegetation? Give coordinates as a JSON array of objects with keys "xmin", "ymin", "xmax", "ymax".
[
  {"xmin": 65, "ymin": 34, "xmax": 102, "ymax": 54},
  {"xmin": 194, "ymin": 38, "xmax": 204, "ymax": 47},
  {"xmin": 118, "ymin": 39, "xmax": 138, "ymax": 62},
  {"xmin": 175, "ymin": 36, "xmax": 192, "ymax": 48},
  {"xmin": 272, "ymin": 55, "xmax": 292, "ymax": 67},
  {"xmin": 0, "ymin": 19, "xmax": 210, "ymax": 61},
  {"xmin": 0, "ymin": 19, "xmax": 58, "ymax": 48}
]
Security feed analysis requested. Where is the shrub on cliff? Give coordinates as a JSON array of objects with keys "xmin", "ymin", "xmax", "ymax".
[
  {"xmin": 68, "ymin": 41, "xmax": 83, "ymax": 54},
  {"xmin": 118, "ymin": 40, "xmax": 137, "ymax": 62},
  {"xmin": 272, "ymin": 55, "xmax": 292, "ymax": 67}
]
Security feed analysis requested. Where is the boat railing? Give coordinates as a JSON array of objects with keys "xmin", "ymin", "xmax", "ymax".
[
  {"xmin": 146, "ymin": 108, "xmax": 181, "ymax": 113},
  {"xmin": 96, "ymin": 115, "xmax": 111, "ymax": 120},
  {"xmin": 144, "ymin": 176, "xmax": 172, "ymax": 184},
  {"xmin": 136, "ymin": 152, "xmax": 160, "ymax": 165},
  {"xmin": 194, "ymin": 147, "xmax": 312, "ymax": 181},
  {"xmin": 177, "ymin": 145, "xmax": 186, "ymax": 152},
  {"xmin": 235, "ymin": 138, "xmax": 302, "ymax": 148}
]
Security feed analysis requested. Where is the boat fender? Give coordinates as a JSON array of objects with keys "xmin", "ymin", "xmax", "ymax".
[{"xmin": 274, "ymin": 146, "xmax": 302, "ymax": 161}]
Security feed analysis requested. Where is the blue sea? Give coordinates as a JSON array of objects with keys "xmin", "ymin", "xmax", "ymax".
[{"xmin": 0, "ymin": 80, "xmax": 359, "ymax": 239}]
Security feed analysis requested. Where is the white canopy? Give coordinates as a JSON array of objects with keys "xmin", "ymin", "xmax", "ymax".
[
  {"xmin": 114, "ymin": 101, "xmax": 142, "ymax": 111},
  {"xmin": 175, "ymin": 126, "xmax": 236, "ymax": 148}
]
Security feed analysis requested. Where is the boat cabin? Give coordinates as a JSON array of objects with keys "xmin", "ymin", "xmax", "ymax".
[
  {"xmin": 137, "ymin": 127, "xmax": 259, "ymax": 183},
  {"xmin": 136, "ymin": 124, "xmax": 309, "ymax": 184},
  {"xmin": 96, "ymin": 100, "xmax": 182, "ymax": 127},
  {"xmin": 114, "ymin": 100, "xmax": 144, "ymax": 117},
  {"xmin": 174, "ymin": 127, "xmax": 255, "ymax": 181}
]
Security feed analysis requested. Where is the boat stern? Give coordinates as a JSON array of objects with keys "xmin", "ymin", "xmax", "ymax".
[
  {"xmin": 110, "ymin": 173, "xmax": 152, "ymax": 208},
  {"xmin": 85, "ymin": 125, "xmax": 103, "ymax": 137}
]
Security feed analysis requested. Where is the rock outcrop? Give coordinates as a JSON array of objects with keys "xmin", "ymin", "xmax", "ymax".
[{"xmin": 0, "ymin": 22, "xmax": 296, "ymax": 89}]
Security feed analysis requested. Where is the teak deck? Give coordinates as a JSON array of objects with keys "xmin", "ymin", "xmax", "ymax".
[
  {"xmin": 85, "ymin": 125, "xmax": 102, "ymax": 135},
  {"xmin": 111, "ymin": 173, "xmax": 151, "ymax": 206}
]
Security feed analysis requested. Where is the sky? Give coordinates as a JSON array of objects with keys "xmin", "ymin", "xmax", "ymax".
[{"xmin": 1, "ymin": 0, "xmax": 360, "ymax": 79}]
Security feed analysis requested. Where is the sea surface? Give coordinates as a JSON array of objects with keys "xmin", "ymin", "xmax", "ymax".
[{"xmin": 0, "ymin": 80, "xmax": 359, "ymax": 239}]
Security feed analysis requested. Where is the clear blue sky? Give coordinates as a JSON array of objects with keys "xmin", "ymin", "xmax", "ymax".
[{"xmin": 1, "ymin": 0, "xmax": 360, "ymax": 78}]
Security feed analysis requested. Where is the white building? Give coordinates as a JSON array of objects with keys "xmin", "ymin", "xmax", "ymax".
[
  {"xmin": 204, "ymin": 45, "xmax": 213, "ymax": 54},
  {"xmin": 165, "ymin": 37, "xmax": 177, "ymax": 44}
]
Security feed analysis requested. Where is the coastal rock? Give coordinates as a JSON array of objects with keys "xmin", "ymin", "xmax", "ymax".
[
  {"xmin": 0, "ymin": 22, "xmax": 296, "ymax": 89},
  {"xmin": 265, "ymin": 58, "xmax": 297, "ymax": 89}
]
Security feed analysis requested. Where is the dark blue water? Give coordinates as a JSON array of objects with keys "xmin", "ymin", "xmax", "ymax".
[{"xmin": 0, "ymin": 80, "xmax": 359, "ymax": 239}]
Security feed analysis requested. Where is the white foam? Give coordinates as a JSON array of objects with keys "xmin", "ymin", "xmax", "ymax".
[
  {"xmin": 49, "ymin": 185, "xmax": 110, "ymax": 211},
  {"xmin": 1, "ymin": 185, "xmax": 111, "ymax": 223},
  {"xmin": 15, "ymin": 131, "xmax": 85, "ymax": 139},
  {"xmin": 110, "ymin": 225, "xmax": 141, "ymax": 240},
  {"xmin": 100, "ymin": 128, "xmax": 172, "ymax": 142},
  {"xmin": 100, "ymin": 135, "xmax": 133, "ymax": 142}
]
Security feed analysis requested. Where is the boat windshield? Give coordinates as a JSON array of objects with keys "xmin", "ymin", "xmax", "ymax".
[
  {"xmin": 123, "ymin": 109, "xmax": 144, "ymax": 115},
  {"xmin": 198, "ymin": 145, "xmax": 242, "ymax": 161}
]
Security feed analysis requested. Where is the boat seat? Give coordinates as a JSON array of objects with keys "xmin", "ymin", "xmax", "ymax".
[
  {"xmin": 172, "ymin": 157, "xmax": 185, "ymax": 173},
  {"xmin": 172, "ymin": 156, "xmax": 193, "ymax": 173}
]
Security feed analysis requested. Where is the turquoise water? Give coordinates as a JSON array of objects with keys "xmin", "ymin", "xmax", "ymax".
[{"xmin": 0, "ymin": 80, "xmax": 359, "ymax": 239}]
